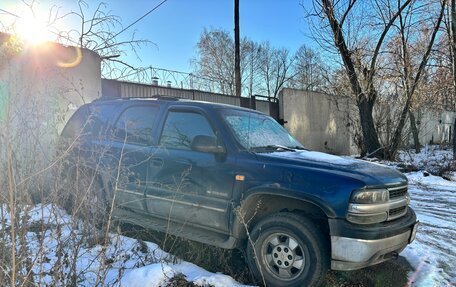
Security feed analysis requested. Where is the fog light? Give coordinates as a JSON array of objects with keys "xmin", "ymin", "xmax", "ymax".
[
  {"xmin": 347, "ymin": 212, "xmax": 388, "ymax": 224},
  {"xmin": 409, "ymin": 222, "xmax": 419, "ymax": 243}
]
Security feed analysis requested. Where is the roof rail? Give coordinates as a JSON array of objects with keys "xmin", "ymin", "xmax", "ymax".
[
  {"xmin": 94, "ymin": 96, "xmax": 117, "ymax": 102},
  {"xmin": 150, "ymin": 95, "xmax": 181, "ymax": 101},
  {"xmin": 96, "ymin": 95, "xmax": 182, "ymax": 101}
]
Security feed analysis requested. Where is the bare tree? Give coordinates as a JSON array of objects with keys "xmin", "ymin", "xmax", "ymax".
[
  {"xmin": 192, "ymin": 29, "xmax": 237, "ymax": 95},
  {"xmin": 318, "ymin": 0, "xmax": 410, "ymax": 157},
  {"xmin": 63, "ymin": 0, "xmax": 151, "ymax": 79},
  {"xmin": 451, "ymin": 0, "xmax": 456, "ymax": 159},
  {"xmin": 192, "ymin": 29, "xmax": 312, "ymax": 99},
  {"xmin": 191, "ymin": 29, "xmax": 253, "ymax": 96},
  {"xmin": 257, "ymin": 42, "xmax": 296, "ymax": 98},
  {"xmin": 451, "ymin": 0, "xmax": 456, "ymax": 106},
  {"xmin": 388, "ymin": 0, "xmax": 445, "ymax": 156},
  {"xmin": 290, "ymin": 44, "xmax": 328, "ymax": 91},
  {"xmin": 246, "ymin": 40, "xmax": 262, "ymax": 97},
  {"xmin": 415, "ymin": 0, "xmax": 456, "ymax": 113},
  {"xmin": 309, "ymin": 0, "xmax": 444, "ymax": 158}
]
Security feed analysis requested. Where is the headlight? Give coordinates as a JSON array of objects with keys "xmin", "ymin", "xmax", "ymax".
[
  {"xmin": 351, "ymin": 189, "xmax": 389, "ymax": 204},
  {"xmin": 348, "ymin": 188, "xmax": 390, "ymax": 224}
]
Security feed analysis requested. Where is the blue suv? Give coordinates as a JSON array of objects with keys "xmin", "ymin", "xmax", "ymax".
[{"xmin": 60, "ymin": 96, "xmax": 418, "ymax": 287}]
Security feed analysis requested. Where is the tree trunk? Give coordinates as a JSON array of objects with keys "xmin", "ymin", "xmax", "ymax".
[
  {"xmin": 389, "ymin": 1, "xmax": 444, "ymax": 159},
  {"xmin": 453, "ymin": 118, "xmax": 456, "ymax": 159},
  {"xmin": 358, "ymin": 97, "xmax": 383, "ymax": 157},
  {"xmin": 389, "ymin": 96, "xmax": 411, "ymax": 158},
  {"xmin": 234, "ymin": 0, "xmax": 241, "ymax": 97},
  {"xmin": 409, "ymin": 111, "xmax": 421, "ymax": 153},
  {"xmin": 320, "ymin": 0, "xmax": 384, "ymax": 158},
  {"xmin": 451, "ymin": 0, "xmax": 456, "ymax": 106}
]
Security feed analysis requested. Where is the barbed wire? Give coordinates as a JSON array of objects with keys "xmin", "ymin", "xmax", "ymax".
[{"xmin": 110, "ymin": 65, "xmax": 238, "ymax": 95}]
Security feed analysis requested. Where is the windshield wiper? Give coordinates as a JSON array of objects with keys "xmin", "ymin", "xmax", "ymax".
[
  {"xmin": 251, "ymin": 145, "xmax": 297, "ymax": 152},
  {"xmin": 288, "ymin": 146, "xmax": 307, "ymax": 151}
]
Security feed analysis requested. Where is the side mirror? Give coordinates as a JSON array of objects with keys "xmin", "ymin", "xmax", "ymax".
[{"xmin": 191, "ymin": 135, "xmax": 225, "ymax": 154}]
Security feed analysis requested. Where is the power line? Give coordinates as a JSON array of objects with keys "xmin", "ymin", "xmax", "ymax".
[{"xmin": 110, "ymin": 0, "xmax": 168, "ymax": 40}]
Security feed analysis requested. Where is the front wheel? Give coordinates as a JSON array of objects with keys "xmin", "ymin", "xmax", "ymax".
[{"xmin": 246, "ymin": 213, "xmax": 329, "ymax": 287}]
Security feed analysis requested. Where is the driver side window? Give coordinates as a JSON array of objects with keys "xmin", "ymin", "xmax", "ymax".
[{"xmin": 159, "ymin": 111, "xmax": 216, "ymax": 150}]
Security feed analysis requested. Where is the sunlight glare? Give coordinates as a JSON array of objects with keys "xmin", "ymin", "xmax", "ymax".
[{"xmin": 15, "ymin": 15, "xmax": 52, "ymax": 45}]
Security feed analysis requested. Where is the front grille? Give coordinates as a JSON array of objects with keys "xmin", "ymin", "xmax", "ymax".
[
  {"xmin": 389, "ymin": 206, "xmax": 407, "ymax": 218},
  {"xmin": 389, "ymin": 186, "xmax": 407, "ymax": 199},
  {"xmin": 386, "ymin": 186, "xmax": 408, "ymax": 221}
]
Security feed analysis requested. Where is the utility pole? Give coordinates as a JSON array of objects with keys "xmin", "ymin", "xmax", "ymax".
[{"xmin": 234, "ymin": 0, "xmax": 241, "ymax": 97}]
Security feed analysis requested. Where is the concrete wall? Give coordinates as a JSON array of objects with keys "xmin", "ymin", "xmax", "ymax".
[
  {"xmin": 0, "ymin": 34, "xmax": 101, "ymax": 133},
  {"xmin": 414, "ymin": 110, "xmax": 456, "ymax": 144},
  {"xmin": 0, "ymin": 34, "xmax": 101, "ymax": 179},
  {"xmin": 279, "ymin": 88, "xmax": 357, "ymax": 155}
]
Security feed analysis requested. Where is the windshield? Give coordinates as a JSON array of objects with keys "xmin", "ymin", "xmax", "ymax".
[{"xmin": 221, "ymin": 109, "xmax": 304, "ymax": 151}]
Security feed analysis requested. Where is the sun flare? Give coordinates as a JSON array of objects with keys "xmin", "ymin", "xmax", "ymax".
[{"xmin": 15, "ymin": 15, "xmax": 52, "ymax": 45}]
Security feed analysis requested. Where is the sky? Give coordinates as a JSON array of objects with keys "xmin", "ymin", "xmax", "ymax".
[{"xmin": 0, "ymin": 0, "xmax": 313, "ymax": 72}]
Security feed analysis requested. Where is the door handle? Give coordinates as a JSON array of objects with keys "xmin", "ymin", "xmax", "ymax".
[{"xmin": 150, "ymin": 158, "xmax": 164, "ymax": 167}]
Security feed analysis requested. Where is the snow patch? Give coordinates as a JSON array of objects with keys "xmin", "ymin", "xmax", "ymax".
[
  {"xmin": 402, "ymin": 171, "xmax": 456, "ymax": 286},
  {"xmin": 121, "ymin": 264, "xmax": 175, "ymax": 287},
  {"xmin": 271, "ymin": 150, "xmax": 358, "ymax": 165}
]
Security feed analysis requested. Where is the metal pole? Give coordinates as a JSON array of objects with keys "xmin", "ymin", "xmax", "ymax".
[{"xmin": 234, "ymin": 0, "xmax": 241, "ymax": 97}]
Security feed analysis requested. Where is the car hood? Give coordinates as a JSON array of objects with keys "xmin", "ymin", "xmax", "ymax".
[{"xmin": 257, "ymin": 150, "xmax": 407, "ymax": 187}]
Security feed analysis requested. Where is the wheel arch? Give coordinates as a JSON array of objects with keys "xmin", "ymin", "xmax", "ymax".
[{"xmin": 232, "ymin": 189, "xmax": 334, "ymax": 244}]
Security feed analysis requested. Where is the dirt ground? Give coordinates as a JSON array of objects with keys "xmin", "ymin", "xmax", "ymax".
[
  {"xmin": 324, "ymin": 257, "xmax": 413, "ymax": 287},
  {"xmin": 120, "ymin": 224, "xmax": 414, "ymax": 287}
]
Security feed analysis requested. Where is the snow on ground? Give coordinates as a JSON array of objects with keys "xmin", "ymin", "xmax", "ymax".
[
  {"xmin": 384, "ymin": 146, "xmax": 456, "ymax": 286},
  {"xmin": 0, "ymin": 204, "xmax": 249, "ymax": 287},
  {"xmin": 402, "ymin": 171, "xmax": 456, "ymax": 287},
  {"xmin": 397, "ymin": 145, "xmax": 455, "ymax": 175}
]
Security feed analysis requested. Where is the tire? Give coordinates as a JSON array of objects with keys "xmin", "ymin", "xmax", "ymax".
[
  {"xmin": 61, "ymin": 167, "xmax": 111, "ymax": 230},
  {"xmin": 86, "ymin": 178, "xmax": 111, "ymax": 230},
  {"xmin": 246, "ymin": 212, "xmax": 329, "ymax": 287}
]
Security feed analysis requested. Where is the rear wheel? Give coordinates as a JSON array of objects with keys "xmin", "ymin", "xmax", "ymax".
[
  {"xmin": 246, "ymin": 212, "xmax": 329, "ymax": 287},
  {"xmin": 86, "ymin": 178, "xmax": 111, "ymax": 230},
  {"xmin": 60, "ymin": 168, "xmax": 111, "ymax": 230}
]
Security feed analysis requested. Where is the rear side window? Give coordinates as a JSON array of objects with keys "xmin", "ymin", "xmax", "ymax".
[
  {"xmin": 61, "ymin": 104, "xmax": 111, "ymax": 140},
  {"xmin": 113, "ymin": 105, "xmax": 159, "ymax": 145},
  {"xmin": 61, "ymin": 106, "xmax": 89, "ymax": 138},
  {"xmin": 62, "ymin": 106, "xmax": 101, "ymax": 138},
  {"xmin": 159, "ymin": 111, "xmax": 215, "ymax": 150}
]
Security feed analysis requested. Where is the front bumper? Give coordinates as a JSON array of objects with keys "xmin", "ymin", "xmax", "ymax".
[{"xmin": 329, "ymin": 207, "xmax": 417, "ymax": 271}]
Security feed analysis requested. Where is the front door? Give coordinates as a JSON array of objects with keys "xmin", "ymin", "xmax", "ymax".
[{"xmin": 145, "ymin": 107, "xmax": 235, "ymax": 233}]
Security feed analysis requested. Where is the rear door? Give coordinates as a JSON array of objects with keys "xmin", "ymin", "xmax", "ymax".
[
  {"xmin": 144, "ymin": 106, "xmax": 235, "ymax": 233},
  {"xmin": 108, "ymin": 104, "xmax": 160, "ymax": 212}
]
